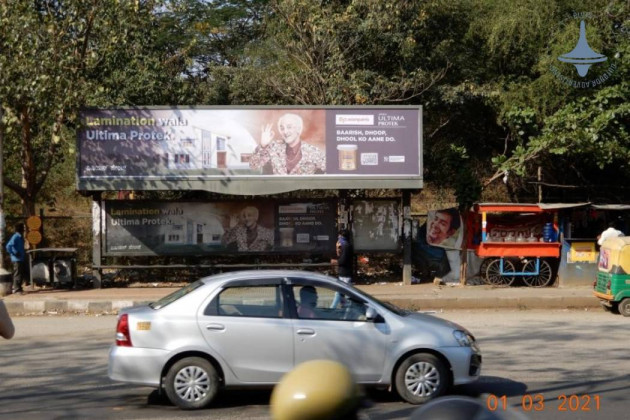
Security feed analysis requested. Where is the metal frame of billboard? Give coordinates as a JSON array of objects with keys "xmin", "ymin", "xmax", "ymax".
[{"xmin": 77, "ymin": 105, "xmax": 423, "ymax": 195}]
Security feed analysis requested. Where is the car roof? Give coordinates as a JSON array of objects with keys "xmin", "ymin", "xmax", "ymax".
[{"xmin": 199, "ymin": 269, "xmax": 336, "ymax": 285}]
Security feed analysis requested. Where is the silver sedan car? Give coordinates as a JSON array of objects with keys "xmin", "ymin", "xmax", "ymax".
[{"xmin": 108, "ymin": 270, "xmax": 481, "ymax": 410}]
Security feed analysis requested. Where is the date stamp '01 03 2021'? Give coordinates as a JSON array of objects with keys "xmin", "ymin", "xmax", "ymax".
[{"xmin": 486, "ymin": 394, "xmax": 601, "ymax": 413}]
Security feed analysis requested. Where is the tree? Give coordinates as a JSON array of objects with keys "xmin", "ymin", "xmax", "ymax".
[
  {"xmin": 479, "ymin": 0, "xmax": 629, "ymax": 201},
  {"xmin": 223, "ymin": 0, "xmax": 468, "ymax": 105},
  {"xmin": 0, "ymin": 0, "xmax": 193, "ymax": 216}
]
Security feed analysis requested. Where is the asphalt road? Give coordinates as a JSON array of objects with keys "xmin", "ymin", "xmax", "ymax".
[{"xmin": 0, "ymin": 309, "xmax": 629, "ymax": 419}]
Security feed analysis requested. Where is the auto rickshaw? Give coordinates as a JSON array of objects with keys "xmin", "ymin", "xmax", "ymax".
[{"xmin": 593, "ymin": 236, "xmax": 630, "ymax": 316}]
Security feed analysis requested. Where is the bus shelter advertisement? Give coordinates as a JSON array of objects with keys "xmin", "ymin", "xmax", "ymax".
[
  {"xmin": 79, "ymin": 107, "xmax": 420, "ymax": 180},
  {"xmin": 104, "ymin": 200, "xmax": 336, "ymax": 256}
]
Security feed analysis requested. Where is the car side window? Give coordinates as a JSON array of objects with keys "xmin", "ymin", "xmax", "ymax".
[
  {"xmin": 205, "ymin": 285, "xmax": 284, "ymax": 318},
  {"xmin": 292, "ymin": 284, "xmax": 368, "ymax": 321}
]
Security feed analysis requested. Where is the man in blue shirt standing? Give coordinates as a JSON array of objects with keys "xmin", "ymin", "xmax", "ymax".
[{"xmin": 6, "ymin": 223, "xmax": 26, "ymax": 295}]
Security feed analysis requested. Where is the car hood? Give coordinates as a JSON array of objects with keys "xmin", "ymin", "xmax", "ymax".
[{"xmin": 404, "ymin": 311, "xmax": 471, "ymax": 335}]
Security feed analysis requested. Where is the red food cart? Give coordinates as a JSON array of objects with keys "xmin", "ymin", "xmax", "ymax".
[{"xmin": 470, "ymin": 203, "xmax": 561, "ymax": 287}]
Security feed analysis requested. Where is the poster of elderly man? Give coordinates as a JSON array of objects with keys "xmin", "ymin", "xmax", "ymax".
[{"xmin": 249, "ymin": 111, "xmax": 326, "ymax": 175}]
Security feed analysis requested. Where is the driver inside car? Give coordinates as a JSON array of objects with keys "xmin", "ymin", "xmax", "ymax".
[{"xmin": 297, "ymin": 286, "xmax": 318, "ymax": 318}]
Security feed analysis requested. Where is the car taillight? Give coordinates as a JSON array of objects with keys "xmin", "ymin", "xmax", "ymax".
[{"xmin": 115, "ymin": 314, "xmax": 133, "ymax": 347}]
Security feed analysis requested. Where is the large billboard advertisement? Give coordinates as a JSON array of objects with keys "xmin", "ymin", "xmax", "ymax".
[
  {"xmin": 78, "ymin": 107, "xmax": 422, "ymax": 194},
  {"xmin": 103, "ymin": 200, "xmax": 336, "ymax": 256}
]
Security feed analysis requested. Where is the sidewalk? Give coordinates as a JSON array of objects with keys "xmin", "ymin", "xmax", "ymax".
[{"xmin": 1, "ymin": 281, "xmax": 599, "ymax": 315}]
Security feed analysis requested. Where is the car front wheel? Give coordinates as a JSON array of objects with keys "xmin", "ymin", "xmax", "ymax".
[
  {"xmin": 394, "ymin": 353, "xmax": 449, "ymax": 404},
  {"xmin": 164, "ymin": 357, "xmax": 219, "ymax": 410}
]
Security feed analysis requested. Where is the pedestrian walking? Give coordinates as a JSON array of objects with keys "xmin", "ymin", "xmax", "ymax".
[{"xmin": 6, "ymin": 223, "xmax": 27, "ymax": 295}]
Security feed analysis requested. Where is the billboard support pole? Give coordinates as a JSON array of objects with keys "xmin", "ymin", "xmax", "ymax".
[
  {"xmin": 91, "ymin": 192, "xmax": 102, "ymax": 288},
  {"xmin": 402, "ymin": 190, "xmax": 412, "ymax": 285}
]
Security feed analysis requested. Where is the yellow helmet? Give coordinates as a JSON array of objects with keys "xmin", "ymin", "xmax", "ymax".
[{"xmin": 270, "ymin": 360, "xmax": 359, "ymax": 420}]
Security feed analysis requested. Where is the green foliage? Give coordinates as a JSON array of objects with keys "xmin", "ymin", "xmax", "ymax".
[
  {"xmin": 501, "ymin": 84, "xmax": 630, "ymax": 174},
  {"xmin": 0, "ymin": 0, "xmax": 195, "ymax": 215},
  {"xmin": 1, "ymin": 0, "xmax": 629, "ymax": 217},
  {"xmin": 224, "ymin": 0, "xmax": 465, "ymax": 104}
]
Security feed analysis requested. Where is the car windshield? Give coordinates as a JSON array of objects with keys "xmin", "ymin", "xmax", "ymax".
[
  {"xmin": 349, "ymin": 284, "xmax": 409, "ymax": 316},
  {"xmin": 149, "ymin": 280, "xmax": 204, "ymax": 309}
]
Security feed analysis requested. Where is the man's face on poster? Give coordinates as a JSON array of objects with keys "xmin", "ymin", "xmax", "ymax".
[
  {"xmin": 240, "ymin": 207, "xmax": 259, "ymax": 229},
  {"xmin": 428, "ymin": 211, "xmax": 455, "ymax": 245},
  {"xmin": 278, "ymin": 114, "xmax": 303, "ymax": 147}
]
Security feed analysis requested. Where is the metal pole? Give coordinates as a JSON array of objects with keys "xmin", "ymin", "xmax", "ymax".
[
  {"xmin": 402, "ymin": 191, "xmax": 412, "ymax": 285},
  {"xmin": 91, "ymin": 192, "xmax": 102, "ymax": 288},
  {"xmin": 538, "ymin": 166, "xmax": 542, "ymax": 203},
  {"xmin": 0, "ymin": 106, "xmax": 10, "ymax": 294},
  {"xmin": 0, "ymin": 106, "xmax": 5, "ymax": 271}
]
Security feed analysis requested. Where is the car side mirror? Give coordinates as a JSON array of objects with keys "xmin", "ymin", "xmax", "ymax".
[{"xmin": 365, "ymin": 306, "xmax": 384, "ymax": 323}]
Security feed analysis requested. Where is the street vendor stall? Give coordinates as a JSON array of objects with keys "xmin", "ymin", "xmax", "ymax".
[{"xmin": 471, "ymin": 203, "xmax": 561, "ymax": 287}]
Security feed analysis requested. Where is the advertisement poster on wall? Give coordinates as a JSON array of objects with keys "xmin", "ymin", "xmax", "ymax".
[
  {"xmin": 78, "ymin": 107, "xmax": 422, "ymax": 193},
  {"xmin": 425, "ymin": 208, "xmax": 463, "ymax": 250},
  {"xmin": 351, "ymin": 200, "xmax": 400, "ymax": 251},
  {"xmin": 413, "ymin": 208, "xmax": 463, "ymax": 283},
  {"xmin": 104, "ymin": 200, "xmax": 336, "ymax": 256}
]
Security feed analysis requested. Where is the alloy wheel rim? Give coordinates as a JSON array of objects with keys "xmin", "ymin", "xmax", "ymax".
[
  {"xmin": 174, "ymin": 366, "xmax": 210, "ymax": 402},
  {"xmin": 404, "ymin": 361, "xmax": 440, "ymax": 396}
]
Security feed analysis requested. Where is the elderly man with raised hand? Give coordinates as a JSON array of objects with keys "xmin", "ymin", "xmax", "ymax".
[
  {"xmin": 221, "ymin": 206, "xmax": 274, "ymax": 252},
  {"xmin": 249, "ymin": 113, "xmax": 326, "ymax": 175}
]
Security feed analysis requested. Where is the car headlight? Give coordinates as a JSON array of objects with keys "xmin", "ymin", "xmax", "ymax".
[{"xmin": 453, "ymin": 330, "xmax": 479, "ymax": 352}]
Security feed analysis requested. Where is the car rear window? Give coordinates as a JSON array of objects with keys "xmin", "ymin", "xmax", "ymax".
[{"xmin": 149, "ymin": 280, "xmax": 204, "ymax": 309}]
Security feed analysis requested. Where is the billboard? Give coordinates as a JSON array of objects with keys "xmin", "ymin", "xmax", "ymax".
[
  {"xmin": 104, "ymin": 200, "xmax": 336, "ymax": 256},
  {"xmin": 78, "ymin": 107, "xmax": 422, "ymax": 194}
]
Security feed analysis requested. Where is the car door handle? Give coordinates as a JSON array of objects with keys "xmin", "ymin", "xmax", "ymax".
[
  {"xmin": 205, "ymin": 323, "xmax": 225, "ymax": 331},
  {"xmin": 296, "ymin": 328, "xmax": 315, "ymax": 336}
]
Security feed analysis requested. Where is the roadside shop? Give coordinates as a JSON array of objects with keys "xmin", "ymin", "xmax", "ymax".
[
  {"xmin": 465, "ymin": 203, "xmax": 630, "ymax": 286},
  {"xmin": 467, "ymin": 203, "xmax": 562, "ymax": 287},
  {"xmin": 555, "ymin": 204, "xmax": 630, "ymax": 286}
]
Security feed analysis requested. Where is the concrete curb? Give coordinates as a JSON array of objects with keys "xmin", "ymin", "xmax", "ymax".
[
  {"xmin": 388, "ymin": 297, "xmax": 599, "ymax": 311},
  {"xmin": 5, "ymin": 300, "xmax": 151, "ymax": 316},
  {"xmin": 4, "ymin": 297, "xmax": 600, "ymax": 316}
]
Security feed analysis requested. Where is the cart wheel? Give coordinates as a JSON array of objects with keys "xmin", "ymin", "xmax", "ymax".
[
  {"xmin": 485, "ymin": 259, "xmax": 516, "ymax": 287},
  {"xmin": 479, "ymin": 259, "xmax": 491, "ymax": 278},
  {"xmin": 522, "ymin": 259, "xmax": 554, "ymax": 287}
]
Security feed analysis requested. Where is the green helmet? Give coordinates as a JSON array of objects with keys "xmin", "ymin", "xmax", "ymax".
[{"xmin": 270, "ymin": 360, "xmax": 359, "ymax": 420}]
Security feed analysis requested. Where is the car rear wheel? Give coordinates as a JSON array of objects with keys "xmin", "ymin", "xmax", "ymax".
[
  {"xmin": 601, "ymin": 301, "xmax": 619, "ymax": 314},
  {"xmin": 164, "ymin": 357, "xmax": 219, "ymax": 410},
  {"xmin": 618, "ymin": 298, "xmax": 630, "ymax": 317},
  {"xmin": 395, "ymin": 353, "xmax": 449, "ymax": 404}
]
